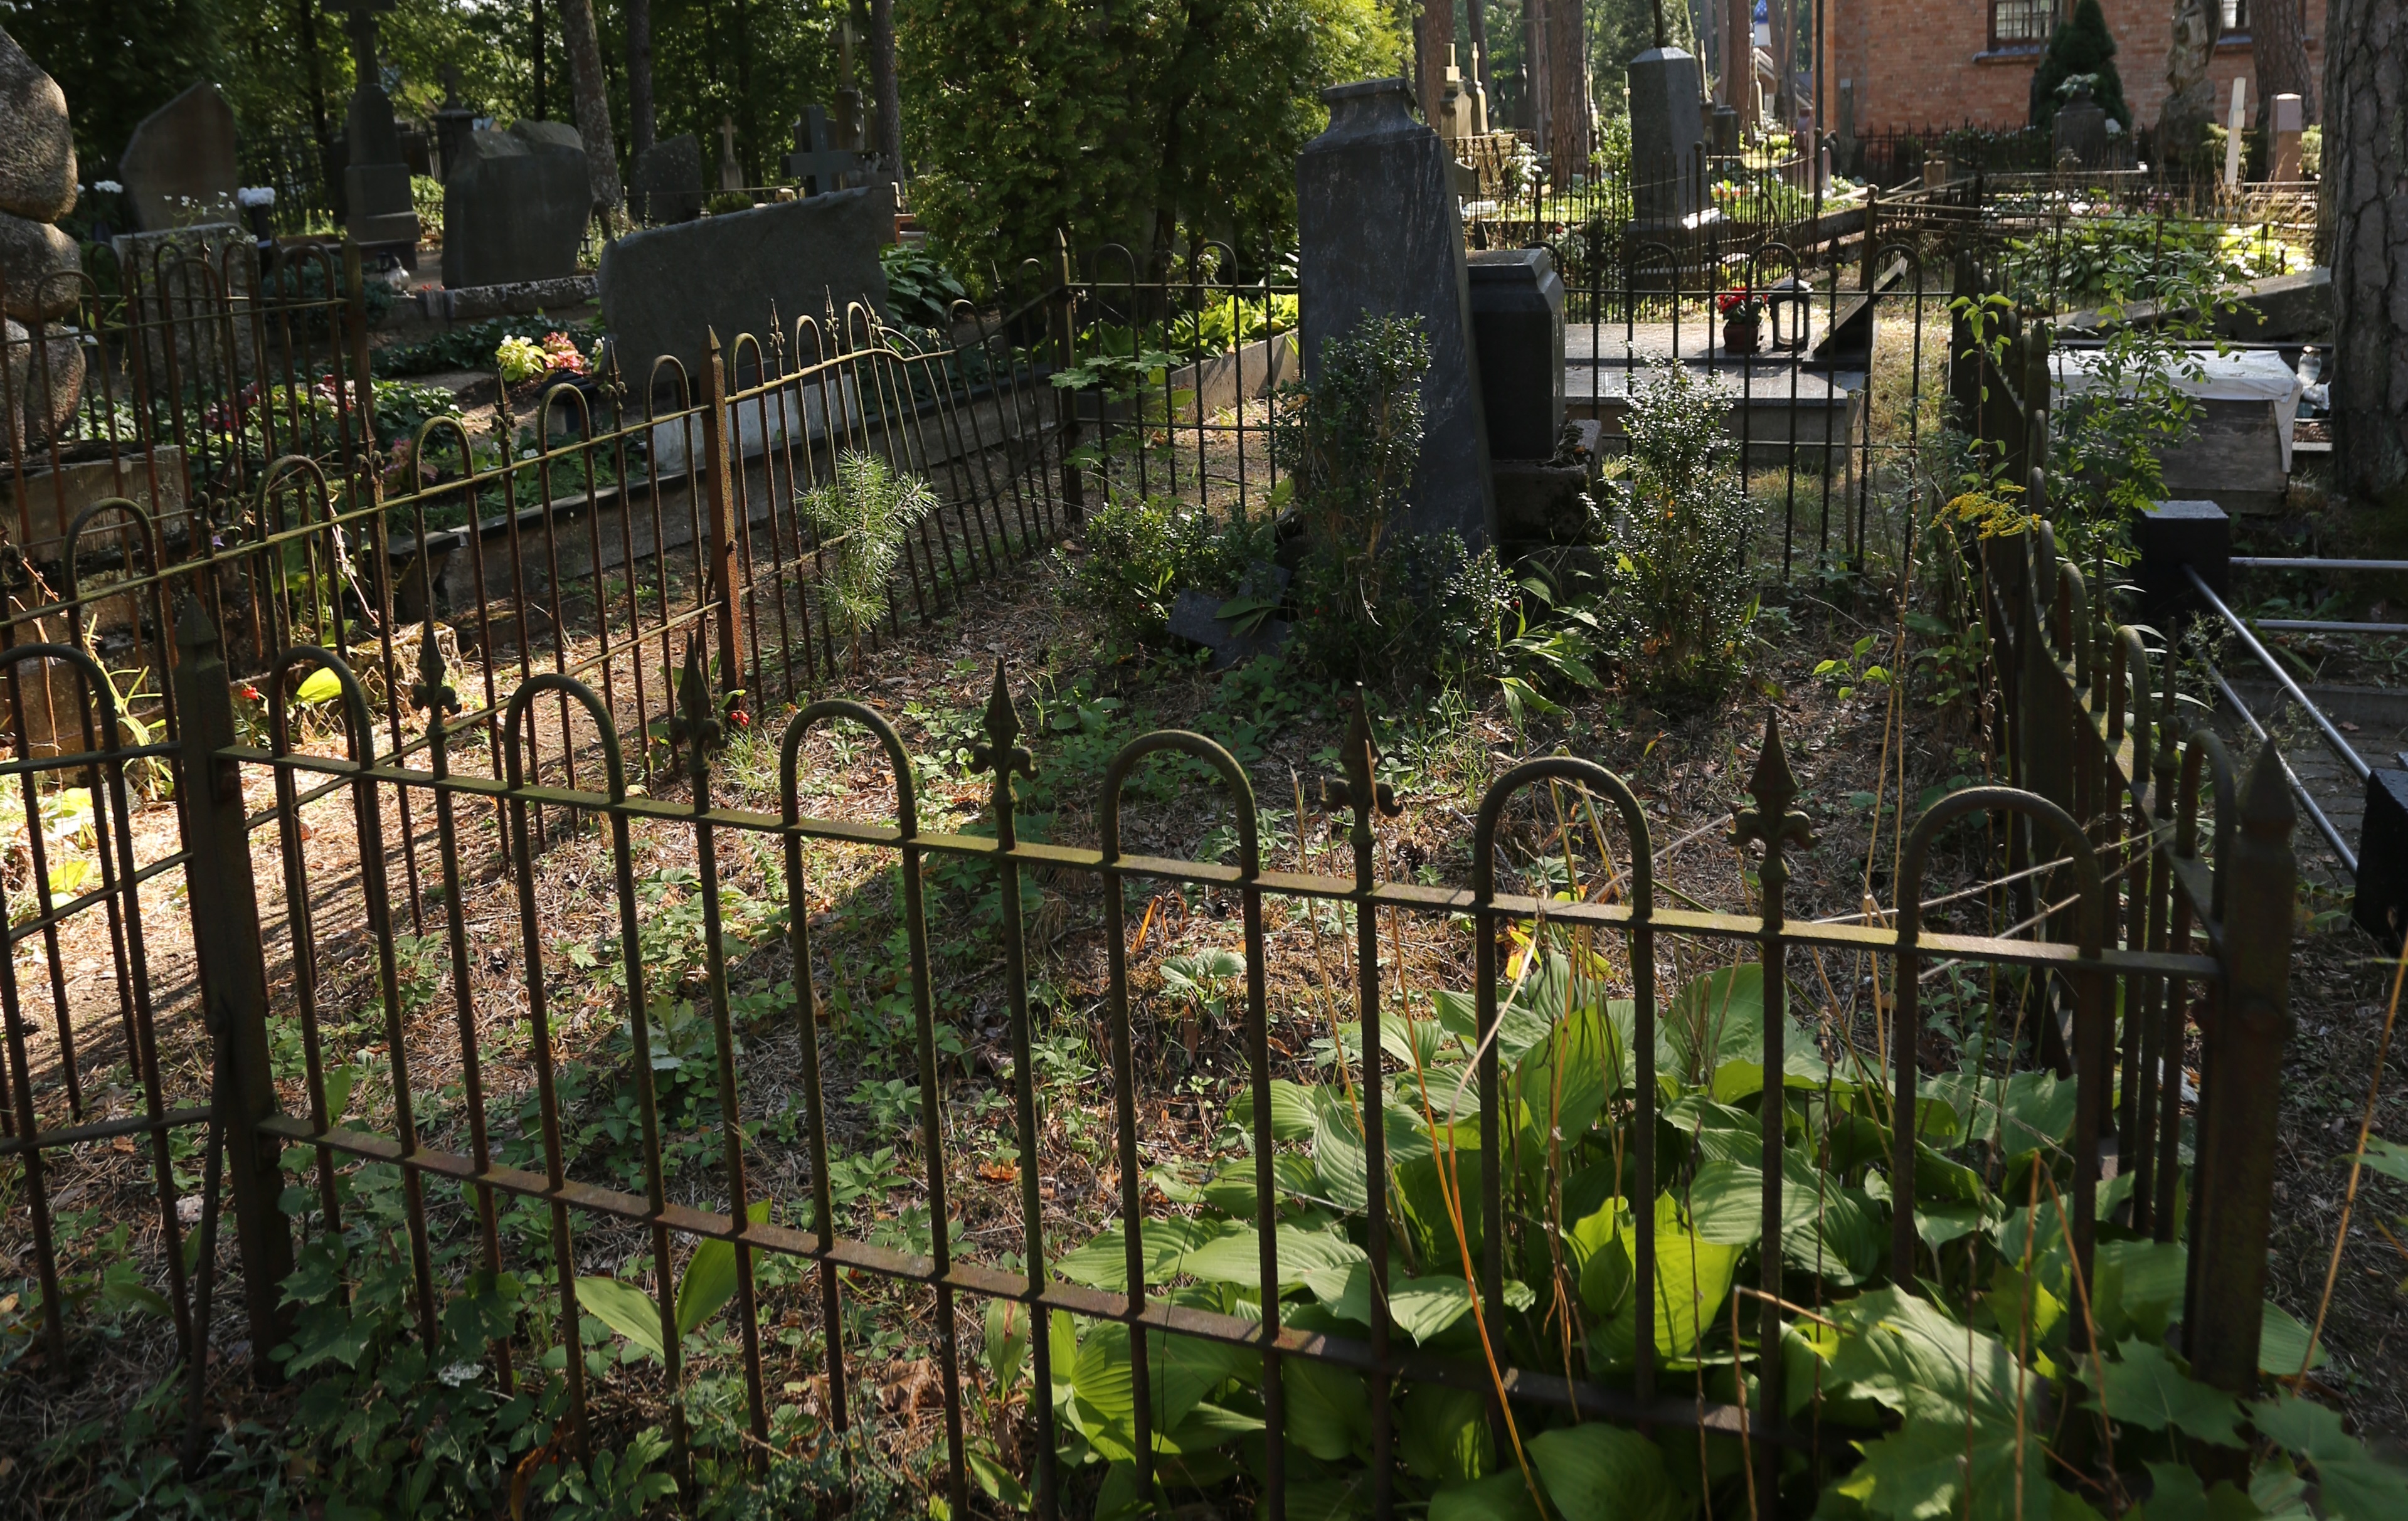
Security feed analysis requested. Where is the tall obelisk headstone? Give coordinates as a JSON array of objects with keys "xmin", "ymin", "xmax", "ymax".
[
  {"xmin": 338, "ymin": 0, "xmax": 422, "ymax": 252},
  {"xmin": 1296, "ymin": 78, "xmax": 1495, "ymax": 549}
]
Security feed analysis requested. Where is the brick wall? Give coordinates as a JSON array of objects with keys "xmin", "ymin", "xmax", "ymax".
[{"xmin": 1815, "ymin": 0, "xmax": 2324, "ymax": 135}]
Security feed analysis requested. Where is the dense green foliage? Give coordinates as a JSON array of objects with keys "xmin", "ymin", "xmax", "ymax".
[
  {"xmin": 797, "ymin": 450, "xmax": 941, "ymax": 667},
  {"xmin": 2029, "ymin": 0, "xmax": 2130, "ymax": 134},
  {"xmin": 897, "ymin": 0, "xmax": 1399, "ymax": 273},
  {"xmin": 1597, "ymin": 362, "xmax": 1756, "ymax": 706}
]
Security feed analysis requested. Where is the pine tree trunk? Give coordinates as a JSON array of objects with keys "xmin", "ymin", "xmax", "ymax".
[
  {"xmin": 1526, "ymin": 0, "xmax": 1551, "ymax": 144},
  {"xmin": 1418, "ymin": 0, "xmax": 1453, "ymax": 130},
  {"xmin": 1547, "ymin": 0, "xmax": 1589, "ymax": 178},
  {"xmin": 556, "ymin": 0, "xmax": 623, "ymax": 211},
  {"xmin": 871, "ymin": 0, "xmax": 902, "ymax": 183},
  {"xmin": 2323, "ymin": 0, "xmax": 2408, "ymax": 512},
  {"xmin": 627, "ymin": 0, "xmax": 654, "ymax": 156},
  {"xmin": 2252, "ymin": 0, "xmax": 2315, "ymax": 130}
]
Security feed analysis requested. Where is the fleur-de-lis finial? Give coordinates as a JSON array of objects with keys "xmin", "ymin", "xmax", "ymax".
[
  {"xmin": 409, "ymin": 610, "xmax": 459, "ymax": 717},
  {"xmin": 1731, "ymin": 707, "xmax": 1817, "ymax": 921},
  {"xmin": 1324, "ymin": 687, "xmax": 1401, "ymax": 823},
  {"xmin": 970, "ymin": 658, "xmax": 1035, "ymax": 844},
  {"xmin": 669, "ymin": 632, "xmax": 722, "ymax": 780}
]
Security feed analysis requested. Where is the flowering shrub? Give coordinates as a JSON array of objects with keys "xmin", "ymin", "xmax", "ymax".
[
  {"xmin": 1716, "ymin": 286, "xmax": 1763, "ymax": 320},
  {"xmin": 496, "ymin": 331, "xmax": 591, "ymax": 386}
]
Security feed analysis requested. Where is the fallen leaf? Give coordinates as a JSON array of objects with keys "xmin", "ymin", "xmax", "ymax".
[{"xmin": 979, "ymin": 1160, "xmax": 1018, "ymax": 1184}]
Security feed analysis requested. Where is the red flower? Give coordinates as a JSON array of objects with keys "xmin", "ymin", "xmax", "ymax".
[
  {"xmin": 238, "ymin": 684, "xmax": 262, "ymax": 702},
  {"xmin": 1716, "ymin": 287, "xmax": 1754, "ymax": 315},
  {"xmin": 730, "ymin": 709, "xmax": 751, "ymax": 729}
]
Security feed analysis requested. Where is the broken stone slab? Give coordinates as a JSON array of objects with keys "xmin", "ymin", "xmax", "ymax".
[
  {"xmin": 1167, "ymin": 562, "xmax": 1295, "ymax": 670},
  {"xmin": 0, "ymin": 209, "xmax": 80, "ymax": 321},
  {"xmin": 421, "ymin": 274, "xmax": 598, "ymax": 322},
  {"xmin": 0, "ymin": 26, "xmax": 76, "ymax": 223},
  {"xmin": 2060, "ymin": 266, "xmax": 2331, "ymax": 342}
]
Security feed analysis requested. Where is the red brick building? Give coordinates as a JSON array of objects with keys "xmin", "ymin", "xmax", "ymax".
[{"xmin": 1816, "ymin": 0, "xmax": 2324, "ymax": 134}]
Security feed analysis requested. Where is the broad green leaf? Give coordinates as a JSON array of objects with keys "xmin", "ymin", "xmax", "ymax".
[
  {"xmin": 967, "ymin": 1449, "xmax": 1031, "ymax": 1512},
  {"xmin": 2131, "ymin": 1461, "xmax": 2265, "ymax": 1521},
  {"xmin": 1312, "ymin": 1087, "xmax": 1370, "ymax": 1212},
  {"xmin": 677, "ymin": 1200, "xmax": 770, "ymax": 1336},
  {"xmin": 2091, "ymin": 1338, "xmax": 2244, "ymax": 1446},
  {"xmin": 1053, "ymin": 1217, "xmax": 1232, "ymax": 1292},
  {"xmin": 293, "ymin": 665, "xmax": 344, "ymax": 706},
  {"xmin": 1528, "ymin": 1423, "xmax": 1678, "ymax": 1521},
  {"xmin": 2350, "ymin": 1135, "xmax": 2408, "ymax": 1184},
  {"xmin": 575, "ymin": 1275, "xmax": 667, "ymax": 1362},
  {"xmin": 1280, "ymin": 1477, "xmax": 1374, "ymax": 1521},
  {"xmin": 1398, "ymin": 1382, "xmax": 1492, "ymax": 1483},
  {"xmin": 1687, "ymin": 1155, "xmax": 1838, "ymax": 1246},
  {"xmin": 2256, "ymin": 1300, "xmax": 2328, "ymax": 1375},
  {"xmin": 1826, "ymin": 1286, "xmax": 2036, "ymax": 1426},
  {"xmin": 1584, "ymin": 1192, "xmax": 1739, "ymax": 1364},
  {"xmin": 1429, "ymin": 1470, "xmax": 1546, "ymax": 1521},
  {"xmin": 1663, "ymin": 963, "xmax": 1764, "ymax": 1086},
  {"xmin": 983, "ymin": 1296, "xmax": 1031, "ymax": 1386},
  {"xmin": 1266, "ymin": 1079, "xmax": 1318, "ymax": 1140},
  {"xmin": 1282, "ymin": 1354, "xmax": 1371, "ymax": 1461},
  {"xmin": 1832, "ymin": 1416, "xmax": 2046, "ymax": 1521},
  {"xmin": 2094, "ymin": 1239, "xmax": 2187, "ymax": 1345},
  {"xmin": 1302, "ymin": 1263, "xmax": 1485, "ymax": 1343},
  {"xmin": 2249, "ymin": 1392, "xmax": 2408, "ymax": 1520},
  {"xmin": 322, "ymin": 1063, "xmax": 357, "ymax": 1123},
  {"xmin": 1180, "ymin": 1221, "xmax": 1364, "ymax": 1291}
]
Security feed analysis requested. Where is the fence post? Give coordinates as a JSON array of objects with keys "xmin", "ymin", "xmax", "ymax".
[
  {"xmin": 699, "ymin": 327, "xmax": 745, "ymax": 695},
  {"xmin": 1052, "ymin": 231, "xmax": 1084, "ymax": 521},
  {"xmin": 342, "ymin": 241, "xmax": 378, "ymax": 463},
  {"xmin": 169, "ymin": 599, "xmax": 294, "ymax": 1375},
  {"xmin": 2186, "ymin": 744, "xmax": 2295, "ymax": 1396}
]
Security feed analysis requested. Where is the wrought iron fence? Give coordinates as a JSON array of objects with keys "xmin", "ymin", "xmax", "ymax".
[{"xmin": 0, "ymin": 218, "xmax": 2310, "ymax": 1518}]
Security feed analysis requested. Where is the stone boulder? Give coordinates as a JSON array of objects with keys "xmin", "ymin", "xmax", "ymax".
[
  {"xmin": 442, "ymin": 123, "xmax": 592, "ymax": 290},
  {"xmin": 8, "ymin": 317, "xmax": 85, "ymax": 447},
  {"xmin": 1, "ymin": 211, "xmax": 80, "ymax": 321},
  {"xmin": 0, "ymin": 28, "xmax": 75, "ymax": 223}
]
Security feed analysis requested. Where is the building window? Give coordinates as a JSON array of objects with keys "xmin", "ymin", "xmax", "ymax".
[
  {"xmin": 2220, "ymin": 0, "xmax": 2247, "ymax": 33},
  {"xmin": 1990, "ymin": 0, "xmax": 2052, "ymax": 48}
]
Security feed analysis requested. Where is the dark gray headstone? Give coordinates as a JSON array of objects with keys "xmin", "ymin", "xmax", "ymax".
[
  {"xmin": 2053, "ymin": 83, "xmax": 2108, "ymax": 169},
  {"xmin": 119, "ymin": 83, "xmax": 238, "ymax": 231},
  {"xmin": 630, "ymin": 133, "xmax": 704, "ymax": 224},
  {"xmin": 442, "ymin": 124, "xmax": 590, "ymax": 289},
  {"xmin": 1467, "ymin": 247, "xmax": 1564, "ymax": 462},
  {"xmin": 0, "ymin": 28, "xmax": 77, "ymax": 223},
  {"xmin": 783, "ymin": 105, "xmax": 870, "ymax": 196},
  {"xmin": 1627, "ymin": 48, "xmax": 1705, "ymax": 226},
  {"xmin": 1297, "ymin": 78, "xmax": 1495, "ymax": 550},
  {"xmin": 600, "ymin": 182, "xmax": 893, "ymax": 376}
]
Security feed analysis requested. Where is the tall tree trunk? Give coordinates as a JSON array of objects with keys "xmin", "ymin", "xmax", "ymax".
[
  {"xmin": 2161, "ymin": 0, "xmax": 2217, "ymax": 174},
  {"xmin": 1418, "ymin": 0, "xmax": 1453, "ymax": 129},
  {"xmin": 531, "ymin": 0, "xmax": 547, "ymax": 122},
  {"xmin": 1771, "ymin": 0, "xmax": 1793, "ymax": 127},
  {"xmin": 295, "ymin": 0, "xmax": 329, "ymax": 149},
  {"xmin": 2324, "ymin": 0, "xmax": 2408, "ymax": 514},
  {"xmin": 2252, "ymin": 0, "xmax": 2315, "ymax": 130},
  {"xmin": 627, "ymin": 0, "xmax": 654, "ymax": 156},
  {"xmin": 871, "ymin": 0, "xmax": 901, "ymax": 183},
  {"xmin": 556, "ymin": 0, "xmax": 623, "ymax": 211},
  {"xmin": 1526, "ymin": 0, "xmax": 1550, "ymax": 142},
  {"xmin": 1547, "ymin": 0, "xmax": 1588, "ymax": 177}
]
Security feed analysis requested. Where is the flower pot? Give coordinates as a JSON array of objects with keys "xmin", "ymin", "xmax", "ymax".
[{"xmin": 1722, "ymin": 315, "xmax": 1761, "ymax": 356}]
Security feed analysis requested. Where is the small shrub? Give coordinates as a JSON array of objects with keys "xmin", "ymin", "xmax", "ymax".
[
  {"xmin": 1598, "ymin": 361, "xmax": 1756, "ymax": 706},
  {"xmin": 1067, "ymin": 494, "xmax": 1277, "ymax": 649},
  {"xmin": 797, "ymin": 451, "xmax": 940, "ymax": 668}
]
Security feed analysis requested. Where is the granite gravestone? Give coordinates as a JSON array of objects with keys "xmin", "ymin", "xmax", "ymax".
[
  {"xmin": 1466, "ymin": 247, "xmax": 1563, "ymax": 460},
  {"xmin": 442, "ymin": 124, "xmax": 590, "ymax": 289},
  {"xmin": 1296, "ymin": 78, "xmax": 1495, "ymax": 549},
  {"xmin": 1627, "ymin": 48, "xmax": 1706, "ymax": 226},
  {"xmin": 630, "ymin": 132, "xmax": 704, "ymax": 223},
  {"xmin": 119, "ymin": 83, "xmax": 239, "ymax": 231},
  {"xmin": 336, "ymin": 0, "xmax": 420, "ymax": 248},
  {"xmin": 600, "ymin": 181, "xmax": 893, "ymax": 376},
  {"xmin": 432, "ymin": 68, "xmax": 477, "ymax": 180},
  {"xmin": 2052, "ymin": 82, "xmax": 2108, "ymax": 170}
]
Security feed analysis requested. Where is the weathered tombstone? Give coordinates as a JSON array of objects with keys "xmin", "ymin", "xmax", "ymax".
[
  {"xmin": 432, "ymin": 67, "xmax": 477, "ymax": 181},
  {"xmin": 333, "ymin": 0, "xmax": 420, "ymax": 250},
  {"xmin": 119, "ymin": 83, "xmax": 240, "ymax": 231},
  {"xmin": 2269, "ymin": 92, "xmax": 2304, "ymax": 181},
  {"xmin": 630, "ymin": 132, "xmax": 704, "ymax": 224},
  {"xmin": 716, "ymin": 115, "xmax": 745, "ymax": 193},
  {"xmin": 600, "ymin": 181, "xmax": 893, "ymax": 376},
  {"xmin": 1627, "ymin": 48, "xmax": 1706, "ymax": 226},
  {"xmin": 2053, "ymin": 81, "xmax": 2108, "ymax": 169},
  {"xmin": 442, "ymin": 124, "xmax": 590, "ymax": 290},
  {"xmin": 1709, "ymin": 103, "xmax": 1742, "ymax": 161},
  {"xmin": 0, "ymin": 27, "xmax": 77, "ymax": 223},
  {"xmin": 783, "ymin": 105, "xmax": 871, "ymax": 196},
  {"xmin": 1297, "ymin": 78, "xmax": 1495, "ymax": 548},
  {"xmin": 1923, "ymin": 151, "xmax": 1949, "ymax": 190},
  {"xmin": 1466, "ymin": 247, "xmax": 1563, "ymax": 460}
]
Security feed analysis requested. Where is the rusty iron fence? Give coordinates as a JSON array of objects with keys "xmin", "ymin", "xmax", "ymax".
[{"xmin": 0, "ymin": 225, "xmax": 2307, "ymax": 1517}]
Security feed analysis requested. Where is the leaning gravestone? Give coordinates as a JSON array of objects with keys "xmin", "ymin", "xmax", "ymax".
[
  {"xmin": 119, "ymin": 82, "xmax": 240, "ymax": 231},
  {"xmin": 442, "ymin": 122, "xmax": 590, "ymax": 290},
  {"xmin": 599, "ymin": 181, "xmax": 893, "ymax": 377},
  {"xmin": 630, "ymin": 133, "xmax": 704, "ymax": 224},
  {"xmin": 1627, "ymin": 48, "xmax": 1707, "ymax": 226},
  {"xmin": 1296, "ymin": 77, "xmax": 1495, "ymax": 549}
]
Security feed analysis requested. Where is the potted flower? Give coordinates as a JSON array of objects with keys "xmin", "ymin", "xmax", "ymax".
[{"xmin": 1717, "ymin": 287, "xmax": 1764, "ymax": 356}]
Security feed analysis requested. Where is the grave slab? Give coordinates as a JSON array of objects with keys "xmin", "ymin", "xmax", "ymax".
[{"xmin": 1297, "ymin": 77, "xmax": 1493, "ymax": 549}]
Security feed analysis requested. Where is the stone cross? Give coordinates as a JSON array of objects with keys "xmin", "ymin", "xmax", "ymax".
[
  {"xmin": 784, "ymin": 105, "xmax": 869, "ymax": 195},
  {"xmin": 337, "ymin": 0, "xmax": 396, "ymax": 85},
  {"xmin": 717, "ymin": 114, "xmax": 744, "ymax": 192}
]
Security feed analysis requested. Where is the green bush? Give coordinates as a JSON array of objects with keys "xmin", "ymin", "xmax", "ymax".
[
  {"xmin": 2029, "ymin": 0, "xmax": 2129, "ymax": 132},
  {"xmin": 1068, "ymin": 494, "xmax": 1278, "ymax": 650},
  {"xmin": 1598, "ymin": 361, "xmax": 1756, "ymax": 706}
]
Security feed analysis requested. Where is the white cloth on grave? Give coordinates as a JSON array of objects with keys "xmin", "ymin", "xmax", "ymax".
[{"xmin": 2050, "ymin": 347, "xmax": 2307, "ymax": 470}]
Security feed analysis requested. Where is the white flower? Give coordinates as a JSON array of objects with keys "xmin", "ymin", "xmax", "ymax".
[
  {"xmin": 2105, "ymin": 119, "xmax": 2125, "ymax": 136},
  {"xmin": 95, "ymin": 179, "xmax": 122, "ymax": 194},
  {"xmin": 237, "ymin": 186, "xmax": 277, "ymax": 207}
]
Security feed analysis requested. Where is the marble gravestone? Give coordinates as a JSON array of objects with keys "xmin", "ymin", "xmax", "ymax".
[
  {"xmin": 118, "ymin": 83, "xmax": 239, "ymax": 231},
  {"xmin": 442, "ymin": 123, "xmax": 590, "ymax": 289},
  {"xmin": 630, "ymin": 132, "xmax": 704, "ymax": 223},
  {"xmin": 1627, "ymin": 48, "xmax": 1707, "ymax": 226},
  {"xmin": 599, "ymin": 181, "xmax": 893, "ymax": 378},
  {"xmin": 1295, "ymin": 78, "xmax": 1495, "ymax": 549}
]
